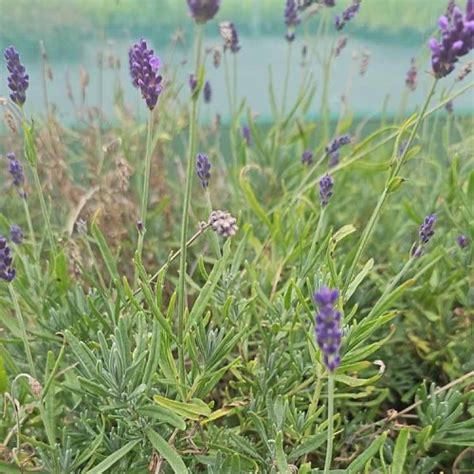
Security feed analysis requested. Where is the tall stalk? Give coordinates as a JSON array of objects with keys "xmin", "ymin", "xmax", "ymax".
[
  {"xmin": 343, "ymin": 79, "xmax": 438, "ymax": 294},
  {"xmin": 177, "ymin": 25, "xmax": 203, "ymax": 396},
  {"xmin": 323, "ymin": 374, "xmax": 335, "ymax": 474},
  {"xmin": 136, "ymin": 109, "xmax": 154, "ymax": 260},
  {"xmin": 30, "ymin": 161, "xmax": 56, "ymax": 254}
]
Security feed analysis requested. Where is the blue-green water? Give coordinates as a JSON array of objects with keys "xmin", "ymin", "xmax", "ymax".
[{"xmin": 1, "ymin": 20, "xmax": 473, "ymax": 124}]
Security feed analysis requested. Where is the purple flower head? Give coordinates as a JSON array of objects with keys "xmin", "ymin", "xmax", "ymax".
[
  {"xmin": 209, "ymin": 210, "xmax": 238, "ymax": 237},
  {"xmin": 189, "ymin": 73, "xmax": 198, "ymax": 93},
  {"xmin": 187, "ymin": 0, "xmax": 220, "ymax": 23},
  {"xmin": 323, "ymin": 0, "xmax": 336, "ymax": 6},
  {"xmin": 128, "ymin": 39, "xmax": 163, "ymax": 110},
  {"xmin": 0, "ymin": 236, "xmax": 16, "ymax": 282},
  {"xmin": 220, "ymin": 22, "xmax": 241, "ymax": 53},
  {"xmin": 329, "ymin": 151, "xmax": 340, "ymax": 167},
  {"xmin": 4, "ymin": 46, "xmax": 29, "ymax": 106},
  {"xmin": 319, "ymin": 174, "xmax": 334, "ymax": 207},
  {"xmin": 136, "ymin": 220, "xmax": 144, "ymax": 233},
  {"xmin": 456, "ymin": 234, "xmax": 469, "ymax": 248},
  {"xmin": 406, "ymin": 58, "xmax": 418, "ymax": 91},
  {"xmin": 412, "ymin": 214, "xmax": 437, "ymax": 257},
  {"xmin": 429, "ymin": 0, "xmax": 474, "ymax": 78},
  {"xmin": 302, "ymin": 149, "xmax": 314, "ymax": 165},
  {"xmin": 7, "ymin": 152, "xmax": 24, "ymax": 188},
  {"xmin": 314, "ymin": 287, "xmax": 342, "ymax": 372},
  {"xmin": 242, "ymin": 125, "xmax": 252, "ymax": 146},
  {"xmin": 334, "ymin": 0, "xmax": 361, "ymax": 31},
  {"xmin": 325, "ymin": 134, "xmax": 351, "ymax": 154},
  {"xmin": 334, "ymin": 36, "xmax": 348, "ymax": 56},
  {"xmin": 284, "ymin": 0, "xmax": 301, "ymax": 42},
  {"xmin": 445, "ymin": 100, "xmax": 454, "ymax": 113},
  {"xmin": 196, "ymin": 153, "xmax": 211, "ymax": 188},
  {"xmin": 204, "ymin": 80, "xmax": 212, "ymax": 103},
  {"xmin": 10, "ymin": 225, "xmax": 23, "ymax": 244}
]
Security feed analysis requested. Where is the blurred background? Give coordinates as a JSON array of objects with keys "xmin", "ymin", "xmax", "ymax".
[{"xmin": 0, "ymin": 0, "xmax": 472, "ymax": 125}]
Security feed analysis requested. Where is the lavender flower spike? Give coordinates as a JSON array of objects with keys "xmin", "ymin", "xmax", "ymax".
[
  {"xmin": 314, "ymin": 287, "xmax": 342, "ymax": 372},
  {"xmin": 0, "ymin": 236, "xmax": 16, "ymax": 282},
  {"xmin": 7, "ymin": 152, "xmax": 24, "ymax": 188},
  {"xmin": 412, "ymin": 214, "xmax": 437, "ymax": 257},
  {"xmin": 319, "ymin": 174, "xmax": 334, "ymax": 207},
  {"xmin": 209, "ymin": 210, "xmax": 238, "ymax": 237},
  {"xmin": 128, "ymin": 39, "xmax": 163, "ymax": 110},
  {"xmin": 4, "ymin": 46, "xmax": 29, "ymax": 106},
  {"xmin": 429, "ymin": 1, "xmax": 474, "ymax": 78},
  {"xmin": 456, "ymin": 234, "xmax": 469, "ymax": 248},
  {"xmin": 10, "ymin": 225, "xmax": 23, "ymax": 245},
  {"xmin": 301, "ymin": 149, "xmax": 314, "ymax": 165},
  {"xmin": 405, "ymin": 58, "xmax": 418, "ymax": 91},
  {"xmin": 196, "ymin": 153, "xmax": 211, "ymax": 188},
  {"xmin": 204, "ymin": 80, "xmax": 212, "ymax": 103},
  {"xmin": 284, "ymin": 0, "xmax": 301, "ymax": 42},
  {"xmin": 242, "ymin": 125, "xmax": 252, "ymax": 146},
  {"xmin": 220, "ymin": 22, "xmax": 241, "ymax": 53},
  {"xmin": 335, "ymin": 0, "xmax": 361, "ymax": 31},
  {"xmin": 187, "ymin": 0, "xmax": 220, "ymax": 24}
]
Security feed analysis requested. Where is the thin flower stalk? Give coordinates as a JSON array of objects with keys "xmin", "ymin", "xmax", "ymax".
[
  {"xmin": 177, "ymin": 24, "xmax": 204, "ymax": 395},
  {"xmin": 343, "ymin": 78, "xmax": 438, "ymax": 296}
]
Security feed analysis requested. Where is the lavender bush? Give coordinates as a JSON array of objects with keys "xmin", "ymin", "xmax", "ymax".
[{"xmin": 0, "ymin": 1, "xmax": 473, "ymax": 473}]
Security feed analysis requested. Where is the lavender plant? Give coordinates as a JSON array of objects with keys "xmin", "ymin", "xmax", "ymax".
[{"xmin": 0, "ymin": 1, "xmax": 473, "ymax": 473}]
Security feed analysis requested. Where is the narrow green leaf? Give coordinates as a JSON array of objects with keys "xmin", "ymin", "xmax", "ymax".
[
  {"xmin": 347, "ymin": 432, "xmax": 387, "ymax": 472},
  {"xmin": 145, "ymin": 428, "xmax": 188, "ymax": 474},
  {"xmin": 137, "ymin": 405, "xmax": 186, "ymax": 430},
  {"xmin": 391, "ymin": 427, "xmax": 410, "ymax": 474},
  {"xmin": 275, "ymin": 431, "xmax": 290, "ymax": 474},
  {"xmin": 86, "ymin": 439, "xmax": 139, "ymax": 474}
]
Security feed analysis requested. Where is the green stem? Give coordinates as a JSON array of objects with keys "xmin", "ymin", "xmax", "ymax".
[
  {"xmin": 177, "ymin": 24, "xmax": 203, "ymax": 397},
  {"xmin": 324, "ymin": 374, "xmax": 335, "ymax": 474},
  {"xmin": 233, "ymin": 52, "xmax": 238, "ymax": 115},
  {"xmin": 224, "ymin": 53, "xmax": 233, "ymax": 116},
  {"xmin": 9, "ymin": 285, "xmax": 36, "ymax": 378},
  {"xmin": 343, "ymin": 79, "xmax": 437, "ymax": 295},
  {"xmin": 9, "ymin": 285, "xmax": 57, "ymax": 453},
  {"xmin": 22, "ymin": 197, "xmax": 37, "ymax": 260},
  {"xmin": 30, "ymin": 165, "xmax": 56, "ymax": 254},
  {"xmin": 137, "ymin": 109, "xmax": 154, "ymax": 260},
  {"xmin": 281, "ymin": 42, "xmax": 292, "ymax": 117}
]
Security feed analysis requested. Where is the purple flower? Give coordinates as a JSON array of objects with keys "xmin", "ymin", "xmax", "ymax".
[
  {"xmin": 196, "ymin": 153, "xmax": 211, "ymax": 188},
  {"xmin": 412, "ymin": 214, "xmax": 437, "ymax": 257},
  {"xmin": 334, "ymin": 36, "xmax": 348, "ymax": 57},
  {"xmin": 334, "ymin": 0, "xmax": 361, "ymax": 31},
  {"xmin": 429, "ymin": 1, "xmax": 474, "ymax": 78},
  {"xmin": 128, "ymin": 39, "xmax": 163, "ymax": 110},
  {"xmin": 10, "ymin": 225, "xmax": 23, "ymax": 245},
  {"xmin": 204, "ymin": 80, "xmax": 212, "ymax": 103},
  {"xmin": 284, "ymin": 0, "xmax": 300, "ymax": 42},
  {"xmin": 456, "ymin": 234, "xmax": 469, "ymax": 248},
  {"xmin": 302, "ymin": 149, "xmax": 314, "ymax": 165},
  {"xmin": 0, "ymin": 236, "xmax": 16, "ymax": 282},
  {"xmin": 314, "ymin": 287, "xmax": 342, "ymax": 372},
  {"xmin": 220, "ymin": 22, "xmax": 241, "ymax": 53},
  {"xmin": 405, "ymin": 58, "xmax": 418, "ymax": 91},
  {"xmin": 323, "ymin": 0, "xmax": 336, "ymax": 6},
  {"xmin": 4, "ymin": 46, "xmax": 29, "ymax": 106},
  {"xmin": 7, "ymin": 152, "xmax": 24, "ymax": 188},
  {"xmin": 242, "ymin": 125, "xmax": 252, "ymax": 146},
  {"xmin": 209, "ymin": 210, "xmax": 238, "ymax": 237},
  {"xmin": 329, "ymin": 151, "xmax": 340, "ymax": 167},
  {"xmin": 189, "ymin": 73, "xmax": 198, "ymax": 93},
  {"xmin": 325, "ymin": 134, "xmax": 351, "ymax": 154},
  {"xmin": 187, "ymin": 0, "xmax": 220, "ymax": 24},
  {"xmin": 319, "ymin": 174, "xmax": 334, "ymax": 207}
]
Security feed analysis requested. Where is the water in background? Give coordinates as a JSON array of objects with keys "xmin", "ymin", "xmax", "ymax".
[{"xmin": 1, "ymin": 9, "xmax": 473, "ymax": 125}]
